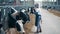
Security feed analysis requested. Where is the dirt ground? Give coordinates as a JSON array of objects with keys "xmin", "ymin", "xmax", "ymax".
[
  {"xmin": 24, "ymin": 14, "xmax": 36, "ymax": 34},
  {"xmin": 48, "ymin": 9, "xmax": 60, "ymax": 17}
]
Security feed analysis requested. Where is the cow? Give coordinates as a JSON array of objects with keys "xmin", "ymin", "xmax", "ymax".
[{"xmin": 5, "ymin": 7, "xmax": 30, "ymax": 34}]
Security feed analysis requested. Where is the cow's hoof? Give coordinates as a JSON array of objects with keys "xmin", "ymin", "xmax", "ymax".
[{"xmin": 20, "ymin": 32, "xmax": 25, "ymax": 34}]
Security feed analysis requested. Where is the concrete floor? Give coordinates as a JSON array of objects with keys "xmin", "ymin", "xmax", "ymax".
[{"xmin": 38, "ymin": 8, "xmax": 60, "ymax": 34}]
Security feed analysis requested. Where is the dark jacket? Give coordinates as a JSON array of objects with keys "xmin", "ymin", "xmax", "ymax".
[{"xmin": 34, "ymin": 12, "xmax": 41, "ymax": 26}]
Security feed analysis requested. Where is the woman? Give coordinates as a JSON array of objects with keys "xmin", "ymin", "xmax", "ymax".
[{"xmin": 31, "ymin": 7, "xmax": 42, "ymax": 33}]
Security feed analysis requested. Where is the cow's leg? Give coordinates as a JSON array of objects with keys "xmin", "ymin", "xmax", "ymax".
[
  {"xmin": 19, "ymin": 22, "xmax": 25, "ymax": 33},
  {"xmin": 17, "ymin": 20, "xmax": 25, "ymax": 33}
]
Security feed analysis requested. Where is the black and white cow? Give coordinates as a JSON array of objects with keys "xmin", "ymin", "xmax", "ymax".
[{"xmin": 7, "ymin": 7, "xmax": 30, "ymax": 34}]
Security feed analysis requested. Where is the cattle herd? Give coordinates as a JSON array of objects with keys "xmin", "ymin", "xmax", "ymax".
[{"xmin": 0, "ymin": 7, "xmax": 42, "ymax": 34}]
